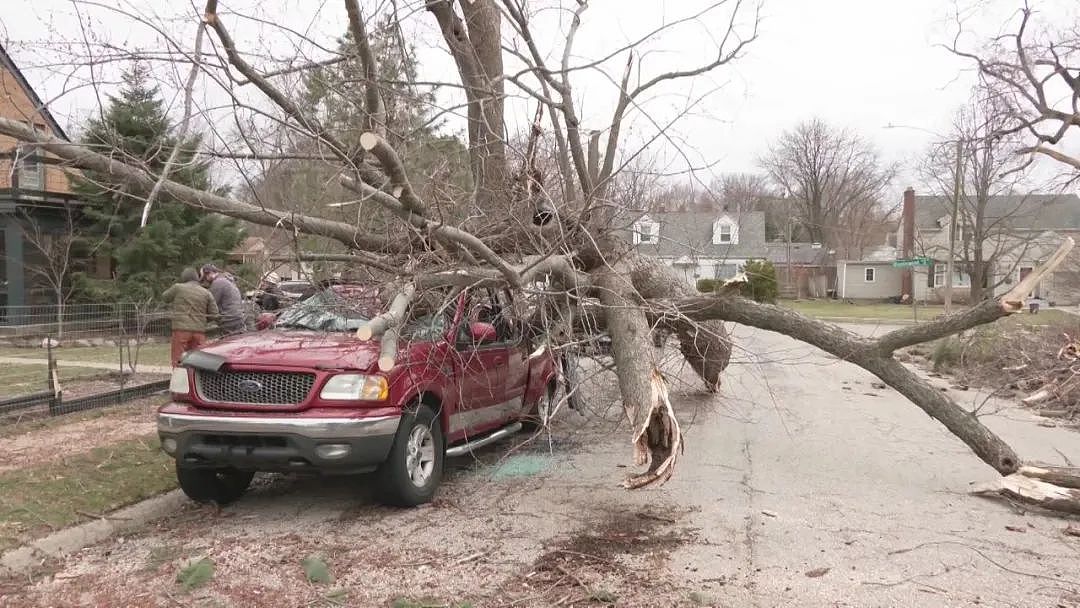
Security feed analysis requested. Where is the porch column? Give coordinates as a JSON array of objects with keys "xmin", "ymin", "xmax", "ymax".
[{"xmin": 3, "ymin": 215, "xmax": 25, "ymax": 311}]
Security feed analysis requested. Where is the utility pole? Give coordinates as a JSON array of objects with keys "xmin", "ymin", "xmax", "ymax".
[{"xmin": 945, "ymin": 139, "xmax": 962, "ymax": 314}]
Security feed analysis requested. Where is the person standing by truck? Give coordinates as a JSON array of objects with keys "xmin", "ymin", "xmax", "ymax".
[
  {"xmin": 163, "ymin": 268, "xmax": 219, "ymax": 367},
  {"xmin": 200, "ymin": 263, "xmax": 247, "ymax": 334}
]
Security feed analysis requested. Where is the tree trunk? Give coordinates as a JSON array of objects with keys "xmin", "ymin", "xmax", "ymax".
[
  {"xmin": 626, "ymin": 250, "xmax": 731, "ymax": 390},
  {"xmin": 593, "ymin": 262, "xmax": 682, "ymax": 488}
]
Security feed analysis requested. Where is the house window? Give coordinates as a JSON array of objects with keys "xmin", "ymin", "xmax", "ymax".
[
  {"xmin": 632, "ymin": 217, "xmax": 659, "ymax": 245},
  {"xmin": 864, "ymin": 267, "xmax": 876, "ymax": 282},
  {"xmin": 716, "ymin": 264, "xmax": 738, "ymax": 280},
  {"xmin": 712, "ymin": 216, "xmax": 739, "ymax": 245},
  {"xmin": 16, "ymin": 146, "xmax": 44, "ymax": 190},
  {"xmin": 934, "ymin": 264, "xmax": 946, "ymax": 287},
  {"xmin": 717, "ymin": 224, "xmax": 732, "ymax": 243}
]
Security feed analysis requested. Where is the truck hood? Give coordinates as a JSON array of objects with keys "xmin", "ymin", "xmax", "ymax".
[{"xmin": 197, "ymin": 330, "xmax": 380, "ymax": 371}]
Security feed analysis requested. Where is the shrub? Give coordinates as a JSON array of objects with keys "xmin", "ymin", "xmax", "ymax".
[
  {"xmin": 740, "ymin": 259, "xmax": 779, "ymax": 303},
  {"xmin": 696, "ymin": 278, "xmax": 718, "ymax": 293}
]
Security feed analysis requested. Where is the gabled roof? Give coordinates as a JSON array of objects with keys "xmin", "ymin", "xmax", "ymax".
[
  {"xmin": 913, "ymin": 193, "xmax": 1080, "ymax": 232},
  {"xmin": 621, "ymin": 210, "xmax": 768, "ymax": 259},
  {"xmin": 0, "ymin": 41, "xmax": 68, "ymax": 141},
  {"xmin": 765, "ymin": 242, "xmax": 832, "ymax": 266}
]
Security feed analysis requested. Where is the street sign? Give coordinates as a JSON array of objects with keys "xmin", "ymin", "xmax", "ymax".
[{"xmin": 893, "ymin": 256, "xmax": 933, "ymax": 268}]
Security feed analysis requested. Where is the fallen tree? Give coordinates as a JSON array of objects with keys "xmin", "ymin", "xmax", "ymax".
[{"xmin": 5, "ymin": 0, "xmax": 1079, "ymax": 510}]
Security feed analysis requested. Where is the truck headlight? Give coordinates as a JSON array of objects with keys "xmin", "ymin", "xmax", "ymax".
[
  {"xmin": 169, "ymin": 368, "xmax": 190, "ymax": 395},
  {"xmin": 320, "ymin": 374, "xmax": 388, "ymax": 401}
]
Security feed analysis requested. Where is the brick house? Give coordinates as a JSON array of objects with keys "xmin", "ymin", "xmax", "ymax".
[{"xmin": 0, "ymin": 42, "xmax": 85, "ymax": 315}]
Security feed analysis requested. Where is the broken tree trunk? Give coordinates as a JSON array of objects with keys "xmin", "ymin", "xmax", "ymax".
[
  {"xmin": 622, "ymin": 247, "xmax": 732, "ymax": 391},
  {"xmin": 357, "ymin": 283, "xmax": 415, "ymax": 372},
  {"xmin": 593, "ymin": 262, "xmax": 682, "ymax": 488}
]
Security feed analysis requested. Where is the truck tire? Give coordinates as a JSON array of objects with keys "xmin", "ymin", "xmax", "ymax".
[
  {"xmin": 176, "ymin": 467, "xmax": 254, "ymax": 505},
  {"xmin": 377, "ymin": 403, "xmax": 444, "ymax": 507}
]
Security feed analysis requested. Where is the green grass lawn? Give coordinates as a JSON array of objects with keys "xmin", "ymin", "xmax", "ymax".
[
  {"xmin": 0, "ymin": 342, "xmax": 172, "ymax": 368},
  {"xmin": 0, "ymin": 434, "xmax": 175, "ymax": 552},
  {"xmin": 0, "ymin": 364, "xmax": 118, "ymax": 397},
  {"xmin": 781, "ymin": 299, "xmax": 1074, "ymax": 327}
]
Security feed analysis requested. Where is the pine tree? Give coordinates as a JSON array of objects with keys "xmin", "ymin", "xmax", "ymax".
[{"xmin": 73, "ymin": 63, "xmax": 244, "ymax": 301}]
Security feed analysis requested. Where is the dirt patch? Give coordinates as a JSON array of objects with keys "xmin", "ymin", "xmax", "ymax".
[
  {"xmin": 501, "ymin": 508, "xmax": 699, "ymax": 607},
  {"xmin": 0, "ymin": 401, "xmax": 158, "ymax": 473}
]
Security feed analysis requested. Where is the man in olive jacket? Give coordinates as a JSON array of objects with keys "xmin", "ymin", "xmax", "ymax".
[{"xmin": 163, "ymin": 268, "xmax": 219, "ymax": 367}]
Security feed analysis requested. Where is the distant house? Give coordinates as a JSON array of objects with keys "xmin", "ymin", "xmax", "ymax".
[
  {"xmin": 837, "ymin": 189, "xmax": 1080, "ymax": 304},
  {"xmin": 0, "ymin": 42, "xmax": 86, "ymax": 315},
  {"xmin": 765, "ymin": 242, "xmax": 835, "ymax": 298},
  {"xmin": 625, "ymin": 210, "xmax": 768, "ymax": 286}
]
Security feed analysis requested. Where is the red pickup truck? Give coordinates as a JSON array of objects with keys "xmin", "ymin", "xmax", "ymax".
[{"xmin": 158, "ymin": 285, "xmax": 560, "ymax": 507}]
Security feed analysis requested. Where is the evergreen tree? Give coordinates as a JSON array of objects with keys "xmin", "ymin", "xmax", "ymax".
[
  {"xmin": 73, "ymin": 63, "xmax": 244, "ymax": 301},
  {"xmin": 302, "ymin": 18, "xmax": 472, "ymax": 201}
]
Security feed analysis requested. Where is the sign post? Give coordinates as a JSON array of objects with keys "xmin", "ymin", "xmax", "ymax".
[{"xmin": 892, "ymin": 257, "xmax": 934, "ymax": 322}]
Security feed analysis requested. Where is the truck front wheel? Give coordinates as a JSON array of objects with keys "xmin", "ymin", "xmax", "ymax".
[
  {"xmin": 377, "ymin": 403, "xmax": 444, "ymax": 507},
  {"xmin": 176, "ymin": 467, "xmax": 254, "ymax": 505}
]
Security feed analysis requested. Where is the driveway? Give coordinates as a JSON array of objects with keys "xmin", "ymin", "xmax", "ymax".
[{"xmin": 4, "ymin": 325, "xmax": 1080, "ymax": 607}]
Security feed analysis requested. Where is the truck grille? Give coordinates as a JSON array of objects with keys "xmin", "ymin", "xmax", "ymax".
[{"xmin": 195, "ymin": 370, "xmax": 315, "ymax": 406}]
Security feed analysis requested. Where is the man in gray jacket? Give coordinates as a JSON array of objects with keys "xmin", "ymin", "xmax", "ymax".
[{"xmin": 200, "ymin": 263, "xmax": 247, "ymax": 334}]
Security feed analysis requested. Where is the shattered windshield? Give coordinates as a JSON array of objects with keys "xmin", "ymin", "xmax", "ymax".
[{"xmin": 275, "ymin": 290, "xmax": 374, "ymax": 332}]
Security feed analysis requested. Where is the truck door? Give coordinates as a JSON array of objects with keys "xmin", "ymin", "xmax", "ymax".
[{"xmin": 451, "ymin": 290, "xmax": 514, "ymax": 437}]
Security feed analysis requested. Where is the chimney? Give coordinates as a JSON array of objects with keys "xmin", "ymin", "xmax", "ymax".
[{"xmin": 901, "ymin": 187, "xmax": 915, "ymax": 298}]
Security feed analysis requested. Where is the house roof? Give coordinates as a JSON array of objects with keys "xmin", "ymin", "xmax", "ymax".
[
  {"xmin": 0, "ymin": 42, "xmax": 68, "ymax": 141},
  {"xmin": 765, "ymin": 242, "xmax": 832, "ymax": 266},
  {"xmin": 913, "ymin": 193, "xmax": 1080, "ymax": 232},
  {"xmin": 231, "ymin": 236, "xmax": 268, "ymax": 257},
  {"xmin": 622, "ymin": 210, "xmax": 767, "ymax": 259}
]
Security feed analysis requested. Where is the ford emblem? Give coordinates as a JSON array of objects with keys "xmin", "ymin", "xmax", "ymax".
[{"xmin": 238, "ymin": 379, "xmax": 264, "ymax": 393}]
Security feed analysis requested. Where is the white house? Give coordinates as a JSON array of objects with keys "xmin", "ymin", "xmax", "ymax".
[{"xmin": 626, "ymin": 210, "xmax": 768, "ymax": 285}]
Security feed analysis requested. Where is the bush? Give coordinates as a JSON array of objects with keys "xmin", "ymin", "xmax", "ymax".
[
  {"xmin": 740, "ymin": 260, "xmax": 778, "ymax": 303},
  {"xmin": 931, "ymin": 338, "xmax": 961, "ymax": 372},
  {"xmin": 696, "ymin": 278, "xmax": 718, "ymax": 293}
]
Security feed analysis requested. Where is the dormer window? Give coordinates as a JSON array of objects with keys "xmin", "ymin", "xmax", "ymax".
[
  {"xmin": 632, "ymin": 216, "xmax": 659, "ymax": 245},
  {"xmin": 712, "ymin": 215, "xmax": 739, "ymax": 245}
]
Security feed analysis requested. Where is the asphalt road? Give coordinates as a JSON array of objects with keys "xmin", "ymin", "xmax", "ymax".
[{"xmin": 7, "ymin": 324, "xmax": 1080, "ymax": 607}]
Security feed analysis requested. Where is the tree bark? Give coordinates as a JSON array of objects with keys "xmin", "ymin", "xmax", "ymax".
[{"xmin": 593, "ymin": 261, "xmax": 682, "ymax": 488}]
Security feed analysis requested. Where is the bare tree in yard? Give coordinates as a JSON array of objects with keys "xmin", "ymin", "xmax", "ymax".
[
  {"xmin": 759, "ymin": 118, "xmax": 897, "ymax": 257},
  {"xmin": 15, "ymin": 205, "xmax": 82, "ymax": 339},
  {"xmin": 951, "ymin": 3, "xmax": 1080, "ymax": 178},
  {"xmin": 3, "ymin": 0, "xmax": 1080, "ymax": 509},
  {"xmin": 919, "ymin": 87, "xmax": 1043, "ymax": 303}
]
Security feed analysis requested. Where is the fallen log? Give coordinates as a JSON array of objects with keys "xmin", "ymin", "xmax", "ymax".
[
  {"xmin": 1018, "ymin": 464, "xmax": 1080, "ymax": 490},
  {"xmin": 357, "ymin": 283, "xmax": 415, "ymax": 341},
  {"xmin": 971, "ymin": 474, "xmax": 1080, "ymax": 515}
]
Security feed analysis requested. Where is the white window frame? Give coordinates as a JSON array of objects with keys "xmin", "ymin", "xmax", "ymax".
[
  {"xmin": 633, "ymin": 222, "xmax": 658, "ymax": 245},
  {"xmin": 712, "ymin": 216, "xmax": 739, "ymax": 245},
  {"xmin": 717, "ymin": 223, "xmax": 733, "ymax": 243},
  {"xmin": 16, "ymin": 146, "xmax": 44, "ymax": 190},
  {"xmin": 934, "ymin": 264, "xmax": 946, "ymax": 287},
  {"xmin": 864, "ymin": 267, "xmax": 876, "ymax": 282}
]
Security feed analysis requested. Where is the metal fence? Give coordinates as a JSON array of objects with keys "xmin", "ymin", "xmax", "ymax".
[
  {"xmin": 0, "ymin": 303, "xmax": 173, "ymax": 422},
  {"xmin": 0, "ymin": 302, "xmax": 171, "ymax": 342}
]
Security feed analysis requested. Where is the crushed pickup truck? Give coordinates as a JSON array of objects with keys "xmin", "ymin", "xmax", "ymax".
[{"xmin": 159, "ymin": 284, "xmax": 562, "ymax": 507}]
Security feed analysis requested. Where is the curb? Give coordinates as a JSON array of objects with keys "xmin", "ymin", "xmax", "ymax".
[{"xmin": 0, "ymin": 490, "xmax": 187, "ymax": 576}]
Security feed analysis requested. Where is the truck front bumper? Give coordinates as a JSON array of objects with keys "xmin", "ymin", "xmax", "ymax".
[{"xmin": 158, "ymin": 406, "xmax": 400, "ymax": 474}]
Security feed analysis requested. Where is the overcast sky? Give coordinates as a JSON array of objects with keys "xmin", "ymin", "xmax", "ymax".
[{"xmin": 2, "ymin": 0, "xmax": 1077, "ymax": 205}]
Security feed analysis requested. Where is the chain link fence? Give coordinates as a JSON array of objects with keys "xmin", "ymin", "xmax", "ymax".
[{"xmin": 0, "ymin": 303, "xmax": 173, "ymax": 422}]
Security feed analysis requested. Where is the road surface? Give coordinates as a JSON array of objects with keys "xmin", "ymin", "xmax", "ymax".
[{"xmin": 4, "ymin": 324, "xmax": 1079, "ymax": 607}]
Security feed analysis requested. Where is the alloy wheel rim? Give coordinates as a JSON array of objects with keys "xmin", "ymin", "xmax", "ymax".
[{"xmin": 405, "ymin": 425, "xmax": 436, "ymax": 487}]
